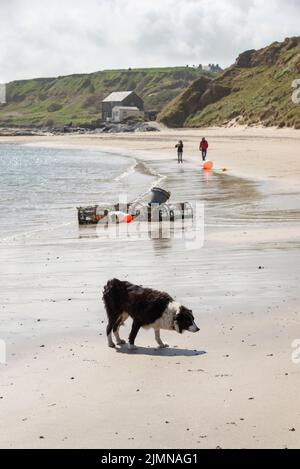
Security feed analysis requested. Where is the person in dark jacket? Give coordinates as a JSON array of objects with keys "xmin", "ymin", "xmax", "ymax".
[
  {"xmin": 199, "ymin": 138, "xmax": 209, "ymax": 161},
  {"xmin": 175, "ymin": 140, "xmax": 184, "ymax": 164}
]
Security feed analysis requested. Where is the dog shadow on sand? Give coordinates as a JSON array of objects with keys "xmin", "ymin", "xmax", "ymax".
[{"xmin": 116, "ymin": 346, "xmax": 207, "ymax": 357}]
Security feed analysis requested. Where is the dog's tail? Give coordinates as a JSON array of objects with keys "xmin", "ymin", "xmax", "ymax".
[{"xmin": 102, "ymin": 279, "xmax": 125, "ymax": 317}]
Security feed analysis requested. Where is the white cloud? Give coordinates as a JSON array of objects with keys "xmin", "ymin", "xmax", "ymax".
[{"xmin": 0, "ymin": 0, "xmax": 299, "ymax": 82}]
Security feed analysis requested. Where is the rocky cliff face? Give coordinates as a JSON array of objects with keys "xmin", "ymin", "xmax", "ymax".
[
  {"xmin": 236, "ymin": 37, "xmax": 300, "ymax": 70},
  {"xmin": 157, "ymin": 76, "xmax": 213, "ymax": 127},
  {"xmin": 158, "ymin": 37, "xmax": 300, "ymax": 129}
]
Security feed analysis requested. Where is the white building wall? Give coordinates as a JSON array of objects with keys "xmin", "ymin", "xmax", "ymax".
[{"xmin": 112, "ymin": 107, "xmax": 144, "ymax": 123}]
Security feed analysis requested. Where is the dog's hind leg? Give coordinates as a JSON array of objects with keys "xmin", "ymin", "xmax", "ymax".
[
  {"xmin": 107, "ymin": 323, "xmax": 116, "ymax": 348},
  {"xmin": 113, "ymin": 319, "xmax": 126, "ymax": 346},
  {"xmin": 155, "ymin": 330, "xmax": 169, "ymax": 349},
  {"xmin": 128, "ymin": 321, "xmax": 141, "ymax": 350}
]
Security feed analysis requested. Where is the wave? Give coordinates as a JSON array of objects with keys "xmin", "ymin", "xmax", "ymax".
[
  {"xmin": 112, "ymin": 157, "xmax": 166, "ymax": 206},
  {"xmin": 113, "ymin": 161, "xmax": 137, "ymax": 182},
  {"xmin": 115, "ymin": 157, "xmax": 165, "ymax": 186}
]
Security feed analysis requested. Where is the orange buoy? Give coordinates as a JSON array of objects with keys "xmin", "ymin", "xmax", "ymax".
[
  {"xmin": 203, "ymin": 161, "xmax": 214, "ymax": 170},
  {"xmin": 123, "ymin": 214, "xmax": 133, "ymax": 224}
]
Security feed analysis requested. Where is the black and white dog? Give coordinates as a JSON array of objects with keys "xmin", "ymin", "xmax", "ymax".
[{"xmin": 103, "ymin": 279, "xmax": 200, "ymax": 350}]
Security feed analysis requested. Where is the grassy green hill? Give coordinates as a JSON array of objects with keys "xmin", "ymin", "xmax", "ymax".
[
  {"xmin": 158, "ymin": 37, "xmax": 300, "ymax": 129},
  {"xmin": 0, "ymin": 67, "xmax": 212, "ymax": 127}
]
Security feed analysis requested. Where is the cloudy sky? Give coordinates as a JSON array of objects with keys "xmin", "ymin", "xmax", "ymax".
[{"xmin": 0, "ymin": 0, "xmax": 299, "ymax": 82}]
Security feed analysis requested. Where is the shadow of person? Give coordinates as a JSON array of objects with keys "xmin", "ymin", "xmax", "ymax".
[{"xmin": 116, "ymin": 346, "xmax": 207, "ymax": 358}]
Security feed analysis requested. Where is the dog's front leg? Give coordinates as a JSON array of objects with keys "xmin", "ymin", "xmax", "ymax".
[
  {"xmin": 128, "ymin": 321, "xmax": 141, "ymax": 350},
  {"xmin": 155, "ymin": 330, "xmax": 169, "ymax": 349}
]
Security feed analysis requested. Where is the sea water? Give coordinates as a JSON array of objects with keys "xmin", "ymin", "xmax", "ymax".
[{"xmin": 0, "ymin": 144, "xmax": 155, "ymax": 241}]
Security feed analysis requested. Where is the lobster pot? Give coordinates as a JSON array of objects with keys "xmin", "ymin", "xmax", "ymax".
[
  {"xmin": 77, "ymin": 205, "xmax": 98, "ymax": 225},
  {"xmin": 176, "ymin": 202, "xmax": 194, "ymax": 220},
  {"xmin": 77, "ymin": 203, "xmax": 133, "ymax": 225},
  {"xmin": 134, "ymin": 203, "xmax": 194, "ymax": 222},
  {"xmin": 156, "ymin": 203, "xmax": 194, "ymax": 222},
  {"xmin": 77, "ymin": 205, "xmax": 112, "ymax": 225}
]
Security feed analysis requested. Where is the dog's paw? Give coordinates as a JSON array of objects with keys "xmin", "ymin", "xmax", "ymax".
[
  {"xmin": 108, "ymin": 343, "xmax": 116, "ymax": 349},
  {"xmin": 117, "ymin": 340, "xmax": 126, "ymax": 346},
  {"xmin": 127, "ymin": 343, "xmax": 138, "ymax": 351},
  {"xmin": 158, "ymin": 343, "xmax": 169, "ymax": 349}
]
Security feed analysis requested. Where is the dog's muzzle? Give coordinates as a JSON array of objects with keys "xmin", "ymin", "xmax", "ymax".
[{"xmin": 189, "ymin": 322, "xmax": 200, "ymax": 333}]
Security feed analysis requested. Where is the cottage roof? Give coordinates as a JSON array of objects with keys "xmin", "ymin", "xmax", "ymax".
[{"xmin": 102, "ymin": 91, "xmax": 133, "ymax": 103}]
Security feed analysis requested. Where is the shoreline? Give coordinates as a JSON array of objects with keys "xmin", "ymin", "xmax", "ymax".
[
  {"xmin": 1, "ymin": 125, "xmax": 300, "ymax": 191},
  {"xmin": 1, "ymin": 128, "xmax": 300, "ymax": 449}
]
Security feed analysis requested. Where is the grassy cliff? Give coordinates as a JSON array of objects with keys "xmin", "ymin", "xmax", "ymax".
[
  {"xmin": 0, "ymin": 67, "xmax": 211, "ymax": 127},
  {"xmin": 158, "ymin": 37, "xmax": 300, "ymax": 129}
]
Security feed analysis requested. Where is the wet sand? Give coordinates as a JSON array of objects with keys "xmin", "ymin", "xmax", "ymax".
[{"xmin": 0, "ymin": 127, "xmax": 300, "ymax": 449}]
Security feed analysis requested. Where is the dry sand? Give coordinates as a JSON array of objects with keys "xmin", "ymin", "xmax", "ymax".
[{"xmin": 0, "ymin": 127, "xmax": 300, "ymax": 449}]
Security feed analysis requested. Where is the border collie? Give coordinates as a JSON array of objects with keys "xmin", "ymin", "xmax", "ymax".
[{"xmin": 103, "ymin": 279, "xmax": 200, "ymax": 350}]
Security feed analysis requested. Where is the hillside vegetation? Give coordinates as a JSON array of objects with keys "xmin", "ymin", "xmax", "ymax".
[
  {"xmin": 0, "ymin": 67, "xmax": 211, "ymax": 127},
  {"xmin": 158, "ymin": 37, "xmax": 300, "ymax": 129}
]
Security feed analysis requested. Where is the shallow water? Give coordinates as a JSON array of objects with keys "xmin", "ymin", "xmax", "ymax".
[
  {"xmin": 1, "ymin": 144, "xmax": 299, "ymax": 246},
  {"xmin": 0, "ymin": 144, "xmax": 156, "ymax": 241}
]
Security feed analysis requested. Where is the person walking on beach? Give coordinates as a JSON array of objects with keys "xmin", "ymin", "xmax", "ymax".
[
  {"xmin": 199, "ymin": 137, "xmax": 209, "ymax": 161},
  {"xmin": 175, "ymin": 140, "xmax": 184, "ymax": 164}
]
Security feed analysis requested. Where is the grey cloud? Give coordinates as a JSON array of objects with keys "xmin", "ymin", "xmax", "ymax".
[{"xmin": 0, "ymin": 0, "xmax": 299, "ymax": 82}]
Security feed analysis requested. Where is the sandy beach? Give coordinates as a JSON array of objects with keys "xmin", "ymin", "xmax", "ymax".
[{"xmin": 1, "ymin": 127, "xmax": 300, "ymax": 449}]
